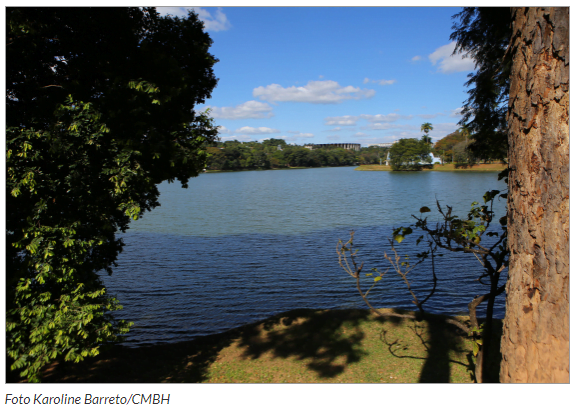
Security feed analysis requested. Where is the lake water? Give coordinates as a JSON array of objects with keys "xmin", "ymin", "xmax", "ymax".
[{"xmin": 101, "ymin": 167, "xmax": 508, "ymax": 346}]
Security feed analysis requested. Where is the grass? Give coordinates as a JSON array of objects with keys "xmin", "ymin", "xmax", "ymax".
[
  {"xmin": 11, "ymin": 308, "xmax": 503, "ymax": 383},
  {"xmin": 355, "ymin": 163, "xmax": 507, "ymax": 172}
]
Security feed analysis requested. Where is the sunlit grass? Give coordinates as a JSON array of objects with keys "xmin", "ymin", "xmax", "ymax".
[{"xmin": 27, "ymin": 308, "xmax": 502, "ymax": 383}]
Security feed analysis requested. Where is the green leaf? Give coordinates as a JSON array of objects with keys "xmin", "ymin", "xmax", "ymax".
[
  {"xmin": 394, "ymin": 234, "xmax": 404, "ymax": 243},
  {"xmin": 472, "ymin": 341, "xmax": 479, "ymax": 356}
]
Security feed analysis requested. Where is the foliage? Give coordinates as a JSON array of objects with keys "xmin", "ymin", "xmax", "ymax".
[
  {"xmin": 338, "ymin": 182, "xmax": 509, "ymax": 382},
  {"xmin": 388, "ymin": 138, "xmax": 432, "ymax": 171},
  {"xmin": 450, "ymin": 7, "xmax": 511, "ymax": 162},
  {"xmin": 205, "ymin": 140, "xmax": 361, "ymax": 171},
  {"xmin": 6, "ymin": 7, "xmax": 218, "ymax": 381},
  {"xmin": 432, "ymin": 130, "xmax": 463, "ymax": 159},
  {"xmin": 420, "ymin": 122, "xmax": 433, "ymax": 145}
]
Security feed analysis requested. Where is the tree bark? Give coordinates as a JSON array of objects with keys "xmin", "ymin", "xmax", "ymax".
[{"xmin": 501, "ymin": 7, "xmax": 569, "ymax": 383}]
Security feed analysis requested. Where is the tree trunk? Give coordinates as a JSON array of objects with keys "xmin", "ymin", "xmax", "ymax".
[{"xmin": 501, "ymin": 7, "xmax": 569, "ymax": 383}]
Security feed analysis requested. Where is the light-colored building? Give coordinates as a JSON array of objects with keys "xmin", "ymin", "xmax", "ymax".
[{"xmin": 368, "ymin": 141, "xmax": 398, "ymax": 148}]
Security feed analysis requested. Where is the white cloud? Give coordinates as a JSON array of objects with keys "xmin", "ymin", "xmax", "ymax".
[
  {"xmin": 449, "ymin": 108, "xmax": 463, "ymax": 117},
  {"xmin": 429, "ymin": 42, "xmax": 475, "ymax": 74},
  {"xmin": 363, "ymin": 78, "xmax": 396, "ymax": 85},
  {"xmin": 324, "ymin": 116, "xmax": 359, "ymax": 126},
  {"xmin": 157, "ymin": 7, "xmax": 190, "ymax": 18},
  {"xmin": 206, "ymin": 101, "xmax": 274, "ymax": 120},
  {"xmin": 234, "ymin": 126, "xmax": 280, "ymax": 135},
  {"xmin": 325, "ymin": 113, "xmax": 413, "ymax": 127},
  {"xmin": 326, "ymin": 127, "xmax": 342, "ymax": 132},
  {"xmin": 157, "ymin": 7, "xmax": 231, "ymax": 31},
  {"xmin": 429, "ymin": 122, "xmax": 461, "ymax": 140},
  {"xmin": 217, "ymin": 126, "xmax": 231, "ymax": 134},
  {"xmin": 365, "ymin": 123, "xmax": 417, "ymax": 131},
  {"xmin": 411, "ymin": 55, "xmax": 422, "ymax": 62},
  {"xmin": 253, "ymin": 80, "xmax": 375, "ymax": 104},
  {"xmin": 295, "ymin": 133, "xmax": 315, "ymax": 139},
  {"xmin": 360, "ymin": 113, "xmax": 411, "ymax": 123},
  {"xmin": 192, "ymin": 7, "xmax": 231, "ymax": 32}
]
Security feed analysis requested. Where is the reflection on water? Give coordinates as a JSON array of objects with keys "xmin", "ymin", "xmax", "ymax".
[{"xmin": 102, "ymin": 167, "xmax": 507, "ymax": 346}]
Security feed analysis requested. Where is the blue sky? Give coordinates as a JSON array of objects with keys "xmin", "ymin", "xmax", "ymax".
[{"xmin": 158, "ymin": 7, "xmax": 476, "ymax": 146}]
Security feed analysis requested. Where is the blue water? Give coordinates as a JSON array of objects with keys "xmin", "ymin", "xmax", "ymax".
[{"xmin": 101, "ymin": 167, "xmax": 508, "ymax": 346}]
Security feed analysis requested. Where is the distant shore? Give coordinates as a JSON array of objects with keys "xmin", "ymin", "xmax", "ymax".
[{"xmin": 355, "ymin": 163, "xmax": 507, "ymax": 172}]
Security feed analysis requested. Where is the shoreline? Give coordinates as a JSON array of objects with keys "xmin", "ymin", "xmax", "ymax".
[{"xmin": 355, "ymin": 163, "xmax": 507, "ymax": 172}]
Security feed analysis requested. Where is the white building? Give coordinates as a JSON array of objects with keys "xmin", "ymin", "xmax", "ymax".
[{"xmin": 368, "ymin": 141, "xmax": 398, "ymax": 148}]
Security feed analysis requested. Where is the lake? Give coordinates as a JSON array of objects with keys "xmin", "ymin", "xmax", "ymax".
[{"xmin": 101, "ymin": 167, "xmax": 508, "ymax": 346}]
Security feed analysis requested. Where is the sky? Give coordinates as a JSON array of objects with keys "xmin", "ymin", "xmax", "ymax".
[{"xmin": 158, "ymin": 6, "xmax": 476, "ymax": 147}]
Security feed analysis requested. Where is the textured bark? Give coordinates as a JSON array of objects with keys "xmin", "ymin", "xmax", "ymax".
[{"xmin": 500, "ymin": 7, "xmax": 569, "ymax": 383}]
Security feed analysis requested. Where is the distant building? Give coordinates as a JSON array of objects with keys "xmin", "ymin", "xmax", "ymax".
[
  {"xmin": 368, "ymin": 141, "xmax": 398, "ymax": 148},
  {"xmin": 304, "ymin": 143, "xmax": 361, "ymax": 151}
]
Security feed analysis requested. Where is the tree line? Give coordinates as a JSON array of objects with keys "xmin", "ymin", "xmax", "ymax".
[{"xmin": 205, "ymin": 138, "xmax": 390, "ymax": 171}]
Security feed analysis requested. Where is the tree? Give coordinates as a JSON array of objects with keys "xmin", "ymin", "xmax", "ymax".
[
  {"xmin": 339, "ymin": 186, "xmax": 509, "ymax": 382},
  {"xmin": 6, "ymin": 7, "xmax": 219, "ymax": 381},
  {"xmin": 451, "ymin": 8, "xmax": 511, "ymax": 162},
  {"xmin": 500, "ymin": 7, "xmax": 569, "ymax": 383},
  {"xmin": 432, "ymin": 130, "xmax": 463, "ymax": 163},
  {"xmin": 388, "ymin": 138, "xmax": 431, "ymax": 171},
  {"xmin": 420, "ymin": 122, "xmax": 433, "ymax": 145}
]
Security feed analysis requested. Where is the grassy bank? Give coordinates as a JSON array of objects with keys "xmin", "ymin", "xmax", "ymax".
[
  {"xmin": 12, "ymin": 308, "xmax": 502, "ymax": 383},
  {"xmin": 355, "ymin": 163, "xmax": 507, "ymax": 172}
]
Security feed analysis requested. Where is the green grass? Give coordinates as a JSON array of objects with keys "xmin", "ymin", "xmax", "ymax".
[
  {"xmin": 355, "ymin": 163, "xmax": 507, "ymax": 172},
  {"xmin": 14, "ymin": 308, "xmax": 503, "ymax": 383}
]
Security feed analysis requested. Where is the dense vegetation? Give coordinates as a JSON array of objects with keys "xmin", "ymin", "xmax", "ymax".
[
  {"xmin": 204, "ymin": 138, "xmax": 390, "ymax": 171},
  {"xmin": 6, "ymin": 7, "xmax": 218, "ymax": 381},
  {"xmin": 451, "ymin": 7, "xmax": 511, "ymax": 162},
  {"xmin": 388, "ymin": 138, "xmax": 432, "ymax": 171}
]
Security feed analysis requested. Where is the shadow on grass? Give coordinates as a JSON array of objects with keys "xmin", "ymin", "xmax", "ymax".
[
  {"xmin": 10, "ymin": 309, "xmax": 378, "ymax": 383},
  {"xmin": 380, "ymin": 313, "xmax": 503, "ymax": 383},
  {"xmin": 233, "ymin": 308, "xmax": 387, "ymax": 379},
  {"xmin": 7, "ymin": 309, "xmax": 502, "ymax": 383}
]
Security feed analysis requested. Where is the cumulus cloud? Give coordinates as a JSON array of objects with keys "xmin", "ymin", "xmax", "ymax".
[
  {"xmin": 234, "ymin": 126, "xmax": 280, "ymax": 135},
  {"xmin": 325, "ymin": 113, "xmax": 413, "ymax": 127},
  {"xmin": 157, "ymin": 7, "xmax": 190, "ymax": 18},
  {"xmin": 157, "ymin": 7, "xmax": 231, "ymax": 32},
  {"xmin": 295, "ymin": 133, "xmax": 315, "ymax": 139},
  {"xmin": 360, "ymin": 113, "xmax": 412, "ymax": 123},
  {"xmin": 253, "ymin": 80, "xmax": 375, "ymax": 104},
  {"xmin": 363, "ymin": 78, "xmax": 396, "ymax": 85},
  {"xmin": 216, "ymin": 126, "xmax": 231, "ymax": 134},
  {"xmin": 157, "ymin": 7, "xmax": 231, "ymax": 31},
  {"xmin": 429, "ymin": 122, "xmax": 461, "ymax": 139},
  {"xmin": 411, "ymin": 55, "xmax": 422, "ymax": 62},
  {"xmin": 193, "ymin": 7, "xmax": 231, "ymax": 31},
  {"xmin": 206, "ymin": 101, "xmax": 274, "ymax": 120},
  {"xmin": 324, "ymin": 116, "xmax": 359, "ymax": 126},
  {"xmin": 429, "ymin": 42, "xmax": 475, "ymax": 74},
  {"xmin": 449, "ymin": 108, "xmax": 463, "ymax": 117},
  {"xmin": 365, "ymin": 123, "xmax": 417, "ymax": 131}
]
